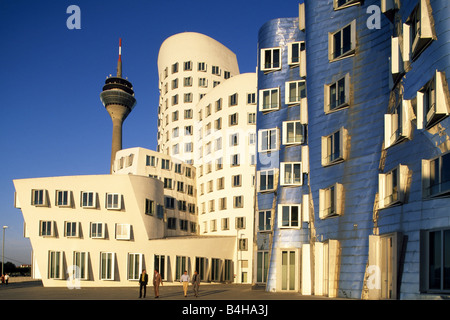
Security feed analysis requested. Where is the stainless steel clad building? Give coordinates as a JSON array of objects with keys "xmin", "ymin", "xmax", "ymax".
[{"xmin": 254, "ymin": 0, "xmax": 450, "ymax": 299}]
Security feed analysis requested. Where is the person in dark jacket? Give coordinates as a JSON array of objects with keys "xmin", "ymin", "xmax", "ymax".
[{"xmin": 139, "ymin": 269, "xmax": 149, "ymax": 298}]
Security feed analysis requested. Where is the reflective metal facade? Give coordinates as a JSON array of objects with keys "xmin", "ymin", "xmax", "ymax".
[{"xmin": 255, "ymin": 0, "xmax": 450, "ymax": 299}]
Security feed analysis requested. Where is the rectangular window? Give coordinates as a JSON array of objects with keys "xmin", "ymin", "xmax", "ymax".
[
  {"xmin": 319, "ymin": 183, "xmax": 344, "ymax": 219},
  {"xmin": 258, "ymin": 169, "xmax": 275, "ymax": 192},
  {"xmin": 219, "ymin": 197, "xmax": 227, "ymax": 210},
  {"xmin": 198, "ymin": 62, "xmax": 207, "ymax": 72},
  {"xmin": 165, "ymin": 196, "xmax": 175, "ymax": 209},
  {"xmin": 417, "ymin": 71, "xmax": 450, "ymax": 130},
  {"xmin": 282, "ymin": 121, "xmax": 305, "ymax": 145},
  {"xmin": 175, "ymin": 256, "xmax": 187, "ymax": 280},
  {"xmin": 324, "ymin": 74, "xmax": 350, "ymax": 112},
  {"xmin": 146, "ymin": 155, "xmax": 156, "ymax": 166},
  {"xmin": 285, "ymin": 81, "xmax": 306, "ymax": 105},
  {"xmin": 232, "ymin": 174, "xmax": 241, "ymax": 187},
  {"xmin": 154, "ymin": 255, "xmax": 166, "ymax": 280},
  {"xmin": 231, "ymin": 154, "xmax": 240, "ymax": 167},
  {"xmin": 405, "ymin": 0, "xmax": 435, "ymax": 61},
  {"xmin": 233, "ymin": 196, "xmax": 243, "ymax": 208},
  {"xmin": 40, "ymin": 221, "xmax": 55, "ymax": 237},
  {"xmin": 259, "ymin": 88, "xmax": 280, "ymax": 111},
  {"xmin": 212, "ymin": 65, "xmax": 221, "ymax": 75},
  {"xmin": 278, "ymin": 204, "xmax": 300, "ymax": 228},
  {"xmin": 48, "ymin": 251, "xmax": 63, "ymax": 279},
  {"xmin": 422, "ymin": 152, "xmax": 450, "ymax": 198},
  {"xmin": 81, "ymin": 192, "xmax": 97, "ymax": 208},
  {"xmin": 161, "ymin": 159, "xmax": 170, "ymax": 170},
  {"xmin": 239, "ymin": 238, "xmax": 248, "ymax": 251},
  {"xmin": 127, "ymin": 253, "xmax": 143, "ymax": 281},
  {"xmin": 248, "ymin": 113, "xmax": 256, "ymax": 124},
  {"xmin": 261, "ymin": 47, "xmax": 281, "ymax": 72},
  {"xmin": 184, "ymin": 61, "xmax": 192, "ymax": 71},
  {"xmin": 384, "ymin": 97, "xmax": 414, "ymax": 149},
  {"xmin": 106, "ymin": 193, "xmax": 122, "ymax": 210},
  {"xmin": 91, "ymin": 222, "xmax": 105, "ymax": 239},
  {"xmin": 321, "ymin": 127, "xmax": 348, "ymax": 166},
  {"xmin": 281, "ymin": 162, "xmax": 303, "ymax": 186},
  {"xmin": 198, "ymin": 78, "xmax": 208, "ymax": 88},
  {"xmin": 115, "ymin": 224, "xmax": 131, "ymax": 240},
  {"xmin": 288, "ymin": 42, "xmax": 302, "ymax": 65},
  {"xmin": 221, "ymin": 217, "xmax": 229, "ymax": 230},
  {"xmin": 422, "ymin": 229, "xmax": 450, "ymax": 293},
  {"xmin": 224, "ymin": 71, "xmax": 231, "ymax": 79},
  {"xmin": 145, "ymin": 199, "xmax": 154, "ymax": 215},
  {"xmin": 32, "ymin": 189, "xmax": 47, "ymax": 206},
  {"xmin": 184, "ymin": 76, "xmax": 193, "ymax": 87},
  {"xmin": 236, "ymin": 217, "xmax": 246, "ymax": 229},
  {"xmin": 100, "ymin": 252, "xmax": 115, "ymax": 280},
  {"xmin": 258, "ymin": 128, "xmax": 278, "ymax": 152},
  {"xmin": 379, "ymin": 165, "xmax": 409, "ymax": 209},
  {"xmin": 257, "ymin": 251, "xmax": 269, "ymax": 283},
  {"xmin": 247, "ymin": 93, "xmax": 256, "ymax": 104},
  {"xmin": 168, "ymin": 217, "xmax": 177, "ymax": 230},
  {"xmin": 171, "ymin": 62, "xmax": 178, "ymax": 74},
  {"xmin": 229, "ymin": 113, "xmax": 238, "ymax": 126},
  {"xmin": 229, "ymin": 93, "xmax": 238, "ymax": 107},
  {"xmin": 329, "ymin": 20, "xmax": 356, "ymax": 61},
  {"xmin": 73, "ymin": 251, "xmax": 88, "ymax": 280},
  {"xmin": 258, "ymin": 210, "xmax": 272, "ymax": 232},
  {"xmin": 65, "ymin": 221, "xmax": 79, "ymax": 237},
  {"xmin": 56, "ymin": 190, "xmax": 71, "ymax": 207}
]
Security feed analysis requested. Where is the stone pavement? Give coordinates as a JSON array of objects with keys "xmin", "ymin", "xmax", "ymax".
[{"xmin": 0, "ymin": 278, "xmax": 339, "ymax": 300}]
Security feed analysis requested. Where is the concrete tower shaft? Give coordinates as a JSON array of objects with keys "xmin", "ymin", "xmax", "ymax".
[{"xmin": 100, "ymin": 39, "xmax": 136, "ymax": 173}]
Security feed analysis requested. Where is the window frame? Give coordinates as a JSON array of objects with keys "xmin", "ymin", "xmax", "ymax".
[
  {"xmin": 100, "ymin": 252, "xmax": 115, "ymax": 281},
  {"xmin": 81, "ymin": 191, "xmax": 97, "ymax": 209},
  {"xmin": 319, "ymin": 183, "xmax": 344, "ymax": 219},
  {"xmin": 257, "ymin": 169, "xmax": 276, "ymax": 193},
  {"xmin": 280, "ymin": 162, "xmax": 303, "ymax": 186},
  {"xmin": 378, "ymin": 164, "xmax": 409, "ymax": 209},
  {"xmin": 328, "ymin": 20, "xmax": 356, "ymax": 62},
  {"xmin": 278, "ymin": 204, "xmax": 301, "ymax": 229},
  {"xmin": 261, "ymin": 47, "xmax": 282, "ymax": 72},
  {"xmin": 422, "ymin": 152, "xmax": 450, "ymax": 198},
  {"xmin": 324, "ymin": 74, "xmax": 350, "ymax": 113},
  {"xmin": 259, "ymin": 87, "xmax": 280, "ymax": 112},
  {"xmin": 106, "ymin": 193, "xmax": 122, "ymax": 210},
  {"xmin": 285, "ymin": 80, "xmax": 306, "ymax": 105},
  {"xmin": 282, "ymin": 121, "xmax": 306, "ymax": 145},
  {"xmin": 258, "ymin": 210, "xmax": 272, "ymax": 232},
  {"xmin": 258, "ymin": 128, "xmax": 279, "ymax": 153},
  {"xmin": 321, "ymin": 127, "xmax": 348, "ymax": 166}
]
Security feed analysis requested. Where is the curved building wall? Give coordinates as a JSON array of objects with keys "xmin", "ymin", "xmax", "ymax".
[
  {"xmin": 194, "ymin": 72, "xmax": 257, "ymax": 283},
  {"xmin": 113, "ymin": 147, "xmax": 198, "ymax": 238},
  {"xmin": 256, "ymin": 17, "xmax": 308, "ymax": 292},
  {"xmin": 157, "ymin": 32, "xmax": 240, "ymax": 164}
]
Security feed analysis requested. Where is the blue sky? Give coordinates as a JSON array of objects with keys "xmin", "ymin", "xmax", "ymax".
[{"xmin": 0, "ymin": 0, "xmax": 301, "ymax": 265}]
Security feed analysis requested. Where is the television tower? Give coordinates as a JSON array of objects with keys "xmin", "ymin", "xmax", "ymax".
[{"xmin": 100, "ymin": 39, "xmax": 137, "ymax": 173}]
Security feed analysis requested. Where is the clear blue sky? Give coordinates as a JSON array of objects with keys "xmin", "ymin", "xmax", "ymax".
[{"xmin": 0, "ymin": 0, "xmax": 301, "ymax": 266}]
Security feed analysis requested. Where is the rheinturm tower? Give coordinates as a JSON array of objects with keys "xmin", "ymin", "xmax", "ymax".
[{"xmin": 100, "ymin": 39, "xmax": 137, "ymax": 172}]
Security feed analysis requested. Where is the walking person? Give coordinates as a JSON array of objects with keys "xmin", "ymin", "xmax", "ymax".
[
  {"xmin": 192, "ymin": 270, "xmax": 200, "ymax": 297},
  {"xmin": 153, "ymin": 269, "xmax": 163, "ymax": 298},
  {"xmin": 180, "ymin": 270, "xmax": 190, "ymax": 297},
  {"xmin": 139, "ymin": 269, "xmax": 148, "ymax": 298}
]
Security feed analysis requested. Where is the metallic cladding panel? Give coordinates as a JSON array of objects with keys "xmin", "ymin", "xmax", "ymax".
[
  {"xmin": 304, "ymin": 0, "xmax": 392, "ymax": 298},
  {"xmin": 256, "ymin": 17, "xmax": 308, "ymax": 291}
]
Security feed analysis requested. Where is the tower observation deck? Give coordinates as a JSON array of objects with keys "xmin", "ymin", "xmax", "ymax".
[{"xmin": 100, "ymin": 39, "xmax": 137, "ymax": 173}]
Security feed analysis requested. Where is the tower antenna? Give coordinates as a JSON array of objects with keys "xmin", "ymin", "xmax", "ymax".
[{"xmin": 117, "ymin": 38, "xmax": 122, "ymax": 78}]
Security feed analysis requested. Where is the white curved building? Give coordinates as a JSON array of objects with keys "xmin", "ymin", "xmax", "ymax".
[
  {"xmin": 156, "ymin": 32, "xmax": 240, "ymax": 163},
  {"xmin": 194, "ymin": 73, "xmax": 257, "ymax": 283}
]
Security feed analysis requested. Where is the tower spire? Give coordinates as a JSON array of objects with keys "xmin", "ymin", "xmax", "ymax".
[
  {"xmin": 117, "ymin": 38, "xmax": 122, "ymax": 78},
  {"xmin": 100, "ymin": 38, "xmax": 136, "ymax": 173}
]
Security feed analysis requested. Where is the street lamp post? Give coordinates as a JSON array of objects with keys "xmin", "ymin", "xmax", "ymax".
[{"xmin": 2, "ymin": 226, "xmax": 7, "ymax": 277}]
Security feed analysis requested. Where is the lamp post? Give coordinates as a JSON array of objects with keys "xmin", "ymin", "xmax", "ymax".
[{"xmin": 2, "ymin": 226, "xmax": 7, "ymax": 277}]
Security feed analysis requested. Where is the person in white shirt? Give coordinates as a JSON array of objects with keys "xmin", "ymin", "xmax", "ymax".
[{"xmin": 180, "ymin": 270, "xmax": 190, "ymax": 297}]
